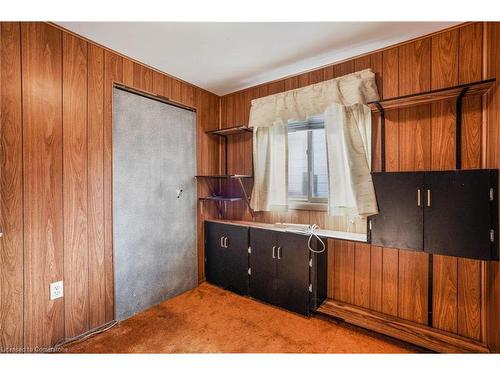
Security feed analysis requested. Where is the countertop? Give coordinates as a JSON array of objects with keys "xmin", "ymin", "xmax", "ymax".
[{"xmin": 205, "ymin": 219, "xmax": 368, "ymax": 243}]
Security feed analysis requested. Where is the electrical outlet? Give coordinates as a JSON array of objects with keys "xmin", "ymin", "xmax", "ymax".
[{"xmin": 50, "ymin": 281, "xmax": 64, "ymax": 300}]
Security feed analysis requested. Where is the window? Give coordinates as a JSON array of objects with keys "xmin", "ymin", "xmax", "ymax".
[{"xmin": 288, "ymin": 115, "xmax": 328, "ymax": 209}]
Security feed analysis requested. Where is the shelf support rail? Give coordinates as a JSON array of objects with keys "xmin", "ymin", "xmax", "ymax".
[
  {"xmin": 455, "ymin": 88, "xmax": 468, "ymax": 170},
  {"xmin": 235, "ymin": 177, "xmax": 255, "ymax": 219},
  {"xmin": 223, "ymin": 135, "xmax": 228, "ymax": 175},
  {"xmin": 375, "ymin": 102, "xmax": 386, "ymax": 172}
]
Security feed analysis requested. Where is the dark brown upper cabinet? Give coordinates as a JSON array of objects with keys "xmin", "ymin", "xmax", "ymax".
[
  {"xmin": 370, "ymin": 172, "xmax": 424, "ymax": 251},
  {"xmin": 369, "ymin": 169, "xmax": 499, "ymax": 261}
]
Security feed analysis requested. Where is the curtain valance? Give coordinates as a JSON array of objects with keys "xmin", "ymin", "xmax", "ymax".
[
  {"xmin": 250, "ymin": 68, "xmax": 380, "ymax": 218},
  {"xmin": 248, "ymin": 69, "xmax": 379, "ymax": 129}
]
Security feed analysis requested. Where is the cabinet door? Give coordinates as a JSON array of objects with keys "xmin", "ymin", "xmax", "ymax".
[
  {"xmin": 205, "ymin": 222, "xmax": 249, "ymax": 294},
  {"xmin": 424, "ymin": 170, "xmax": 497, "ymax": 260},
  {"xmin": 370, "ymin": 172, "xmax": 424, "ymax": 251},
  {"xmin": 275, "ymin": 232, "xmax": 310, "ymax": 316},
  {"xmin": 224, "ymin": 224, "xmax": 250, "ymax": 295},
  {"xmin": 249, "ymin": 228, "xmax": 278, "ymax": 306}
]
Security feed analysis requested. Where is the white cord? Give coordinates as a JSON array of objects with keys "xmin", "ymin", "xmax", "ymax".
[
  {"xmin": 306, "ymin": 224, "xmax": 326, "ymax": 254},
  {"xmin": 51, "ymin": 320, "xmax": 118, "ymax": 351}
]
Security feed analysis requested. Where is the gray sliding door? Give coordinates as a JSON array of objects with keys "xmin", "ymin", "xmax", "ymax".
[{"xmin": 113, "ymin": 88, "xmax": 197, "ymax": 321}]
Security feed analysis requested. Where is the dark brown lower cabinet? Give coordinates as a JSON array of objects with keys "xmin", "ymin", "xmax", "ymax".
[
  {"xmin": 249, "ymin": 228, "xmax": 326, "ymax": 316},
  {"xmin": 205, "ymin": 221, "xmax": 327, "ymax": 316},
  {"xmin": 247, "ymin": 228, "xmax": 279, "ymax": 307},
  {"xmin": 205, "ymin": 221, "xmax": 249, "ymax": 295}
]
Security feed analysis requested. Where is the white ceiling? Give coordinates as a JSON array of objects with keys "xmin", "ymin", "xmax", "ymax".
[{"xmin": 57, "ymin": 22, "xmax": 459, "ymax": 95}]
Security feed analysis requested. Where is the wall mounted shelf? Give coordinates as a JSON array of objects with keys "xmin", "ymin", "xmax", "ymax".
[
  {"xmin": 205, "ymin": 125, "xmax": 253, "ymax": 136},
  {"xmin": 199, "ymin": 196, "xmax": 244, "ymax": 202},
  {"xmin": 195, "ymin": 175, "xmax": 253, "ymax": 179},
  {"xmin": 199, "ymin": 196, "xmax": 244, "ymax": 218},
  {"xmin": 196, "ymin": 174, "xmax": 254, "ymax": 218},
  {"xmin": 368, "ymin": 78, "xmax": 496, "ymax": 172},
  {"xmin": 367, "ymin": 77, "xmax": 498, "ymax": 326},
  {"xmin": 367, "ymin": 78, "xmax": 496, "ymax": 112},
  {"xmin": 200, "ymin": 125, "xmax": 255, "ymax": 219}
]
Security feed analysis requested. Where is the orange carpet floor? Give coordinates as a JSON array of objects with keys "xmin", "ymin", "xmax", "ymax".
[{"xmin": 65, "ymin": 283, "xmax": 427, "ymax": 353}]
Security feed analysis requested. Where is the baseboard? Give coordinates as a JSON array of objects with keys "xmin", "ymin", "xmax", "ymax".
[{"xmin": 317, "ymin": 299, "xmax": 490, "ymax": 353}]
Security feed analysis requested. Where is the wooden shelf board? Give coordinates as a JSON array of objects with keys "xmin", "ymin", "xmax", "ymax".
[
  {"xmin": 199, "ymin": 196, "xmax": 244, "ymax": 202},
  {"xmin": 317, "ymin": 299, "xmax": 490, "ymax": 353},
  {"xmin": 195, "ymin": 175, "xmax": 253, "ymax": 179},
  {"xmin": 205, "ymin": 125, "xmax": 253, "ymax": 136},
  {"xmin": 368, "ymin": 78, "xmax": 496, "ymax": 112}
]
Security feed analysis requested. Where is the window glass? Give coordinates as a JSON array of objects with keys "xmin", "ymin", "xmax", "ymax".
[
  {"xmin": 311, "ymin": 129, "xmax": 328, "ymax": 199},
  {"xmin": 287, "ymin": 116, "xmax": 328, "ymax": 205},
  {"xmin": 288, "ymin": 130, "xmax": 308, "ymax": 200}
]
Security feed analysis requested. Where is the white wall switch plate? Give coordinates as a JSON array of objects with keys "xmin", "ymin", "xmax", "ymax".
[{"xmin": 50, "ymin": 280, "xmax": 64, "ymax": 300}]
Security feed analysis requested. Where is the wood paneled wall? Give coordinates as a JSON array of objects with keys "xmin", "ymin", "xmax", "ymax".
[
  {"xmin": 1, "ymin": 20, "xmax": 499, "ymax": 353},
  {"xmin": 0, "ymin": 21, "xmax": 220, "ymax": 351},
  {"xmin": 219, "ymin": 22, "xmax": 499, "ymax": 349}
]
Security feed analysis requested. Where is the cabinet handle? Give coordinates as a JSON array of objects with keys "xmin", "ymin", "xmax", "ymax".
[
  {"xmin": 272, "ymin": 246, "xmax": 276, "ymax": 259},
  {"xmin": 220, "ymin": 236, "xmax": 224, "ymax": 247},
  {"xmin": 277, "ymin": 247, "xmax": 282, "ymax": 260},
  {"xmin": 224, "ymin": 237, "xmax": 229, "ymax": 248},
  {"xmin": 427, "ymin": 189, "xmax": 431, "ymax": 207},
  {"xmin": 417, "ymin": 189, "xmax": 421, "ymax": 207}
]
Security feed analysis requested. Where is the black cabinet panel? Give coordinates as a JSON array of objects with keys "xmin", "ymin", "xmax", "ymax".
[
  {"xmin": 205, "ymin": 222, "xmax": 226, "ymax": 287},
  {"xmin": 424, "ymin": 170, "xmax": 498, "ymax": 260},
  {"xmin": 370, "ymin": 172, "xmax": 424, "ymax": 251},
  {"xmin": 249, "ymin": 228, "xmax": 279, "ymax": 306},
  {"xmin": 205, "ymin": 222, "xmax": 249, "ymax": 295},
  {"xmin": 205, "ymin": 221, "xmax": 328, "ymax": 316},
  {"xmin": 274, "ymin": 232, "xmax": 310, "ymax": 316}
]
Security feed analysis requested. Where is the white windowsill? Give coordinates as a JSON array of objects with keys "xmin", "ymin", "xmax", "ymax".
[{"xmin": 288, "ymin": 200, "xmax": 328, "ymax": 211}]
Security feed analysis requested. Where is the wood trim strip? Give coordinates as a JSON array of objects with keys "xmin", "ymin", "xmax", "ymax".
[
  {"xmin": 103, "ymin": 50, "xmax": 122, "ymax": 323},
  {"xmin": 21, "ymin": 22, "xmax": 65, "ymax": 348},
  {"xmin": 0, "ymin": 21, "xmax": 24, "ymax": 351},
  {"xmin": 113, "ymin": 83, "xmax": 196, "ymax": 112},
  {"xmin": 317, "ymin": 299, "xmax": 490, "ymax": 353},
  {"xmin": 62, "ymin": 32, "xmax": 89, "ymax": 339},
  {"xmin": 87, "ymin": 43, "xmax": 106, "ymax": 329}
]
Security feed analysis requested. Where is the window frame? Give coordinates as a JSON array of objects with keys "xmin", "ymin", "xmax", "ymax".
[{"xmin": 288, "ymin": 125, "xmax": 328, "ymax": 211}]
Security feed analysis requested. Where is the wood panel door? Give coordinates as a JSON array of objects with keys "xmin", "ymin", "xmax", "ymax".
[
  {"xmin": 424, "ymin": 170, "xmax": 498, "ymax": 260},
  {"xmin": 370, "ymin": 172, "xmax": 424, "ymax": 251},
  {"xmin": 249, "ymin": 228, "xmax": 279, "ymax": 306},
  {"xmin": 274, "ymin": 231, "xmax": 310, "ymax": 316}
]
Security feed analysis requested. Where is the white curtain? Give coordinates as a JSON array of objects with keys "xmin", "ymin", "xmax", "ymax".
[
  {"xmin": 249, "ymin": 68, "xmax": 380, "ymax": 216},
  {"xmin": 251, "ymin": 119, "xmax": 288, "ymax": 211},
  {"xmin": 324, "ymin": 103, "xmax": 377, "ymax": 217}
]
